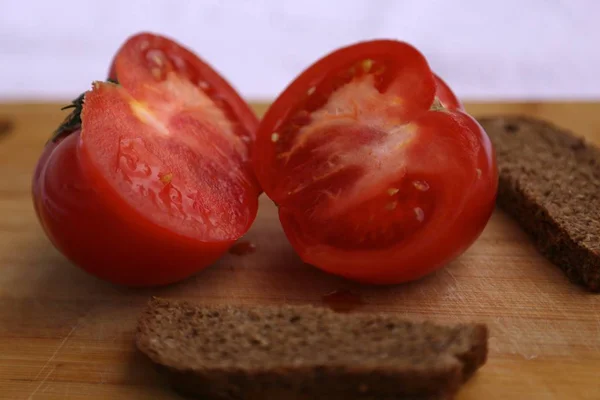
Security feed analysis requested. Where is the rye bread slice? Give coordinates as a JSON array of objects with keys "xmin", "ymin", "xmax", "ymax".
[
  {"xmin": 479, "ymin": 116, "xmax": 600, "ymax": 291},
  {"xmin": 136, "ymin": 297, "xmax": 487, "ymax": 400}
]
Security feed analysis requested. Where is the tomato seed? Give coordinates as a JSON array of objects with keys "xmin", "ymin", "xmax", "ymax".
[
  {"xmin": 147, "ymin": 49, "xmax": 166, "ymax": 67},
  {"xmin": 362, "ymin": 59, "xmax": 373, "ymax": 73},
  {"xmin": 414, "ymin": 207, "xmax": 425, "ymax": 222},
  {"xmin": 385, "ymin": 201, "xmax": 397, "ymax": 210},
  {"xmin": 160, "ymin": 172, "xmax": 173, "ymax": 184},
  {"xmin": 198, "ymin": 80, "xmax": 210, "ymax": 90},
  {"xmin": 151, "ymin": 68, "xmax": 162, "ymax": 79},
  {"xmin": 412, "ymin": 180, "xmax": 430, "ymax": 191}
]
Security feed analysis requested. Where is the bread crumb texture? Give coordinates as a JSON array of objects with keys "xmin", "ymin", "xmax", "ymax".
[{"xmin": 136, "ymin": 298, "xmax": 487, "ymax": 400}]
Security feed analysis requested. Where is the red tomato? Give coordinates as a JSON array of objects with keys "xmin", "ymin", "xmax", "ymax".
[
  {"xmin": 434, "ymin": 74, "xmax": 463, "ymax": 110},
  {"xmin": 32, "ymin": 33, "xmax": 260, "ymax": 286},
  {"xmin": 253, "ymin": 40, "xmax": 497, "ymax": 285}
]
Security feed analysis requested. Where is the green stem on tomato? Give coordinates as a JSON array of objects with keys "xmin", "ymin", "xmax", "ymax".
[{"xmin": 50, "ymin": 79, "xmax": 119, "ymax": 143}]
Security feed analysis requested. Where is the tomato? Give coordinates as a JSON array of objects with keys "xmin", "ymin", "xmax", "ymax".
[
  {"xmin": 253, "ymin": 40, "xmax": 497, "ymax": 285},
  {"xmin": 434, "ymin": 74, "xmax": 463, "ymax": 110},
  {"xmin": 32, "ymin": 33, "xmax": 260, "ymax": 286}
]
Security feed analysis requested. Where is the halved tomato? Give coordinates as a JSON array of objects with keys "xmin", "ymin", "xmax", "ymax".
[
  {"xmin": 32, "ymin": 33, "xmax": 260, "ymax": 286},
  {"xmin": 254, "ymin": 40, "xmax": 497, "ymax": 284}
]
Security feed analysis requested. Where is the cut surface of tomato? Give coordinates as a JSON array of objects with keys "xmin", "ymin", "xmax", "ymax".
[
  {"xmin": 81, "ymin": 80, "xmax": 257, "ymax": 241},
  {"xmin": 32, "ymin": 33, "xmax": 259, "ymax": 286},
  {"xmin": 254, "ymin": 40, "xmax": 497, "ymax": 284},
  {"xmin": 109, "ymin": 33, "xmax": 258, "ymax": 149}
]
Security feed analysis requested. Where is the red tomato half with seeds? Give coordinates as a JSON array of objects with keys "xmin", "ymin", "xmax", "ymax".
[
  {"xmin": 32, "ymin": 33, "xmax": 260, "ymax": 286},
  {"xmin": 254, "ymin": 40, "xmax": 497, "ymax": 285}
]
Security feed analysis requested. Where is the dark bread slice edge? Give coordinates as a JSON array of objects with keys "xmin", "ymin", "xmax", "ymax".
[
  {"xmin": 478, "ymin": 115, "xmax": 600, "ymax": 291},
  {"xmin": 136, "ymin": 297, "xmax": 487, "ymax": 400}
]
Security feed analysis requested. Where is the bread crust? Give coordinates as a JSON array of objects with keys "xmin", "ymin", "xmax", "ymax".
[
  {"xmin": 136, "ymin": 297, "xmax": 488, "ymax": 400},
  {"xmin": 480, "ymin": 116, "xmax": 600, "ymax": 291}
]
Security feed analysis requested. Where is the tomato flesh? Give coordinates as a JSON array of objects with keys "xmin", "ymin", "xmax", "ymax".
[
  {"xmin": 33, "ymin": 33, "xmax": 260, "ymax": 286},
  {"xmin": 254, "ymin": 40, "xmax": 497, "ymax": 284},
  {"xmin": 109, "ymin": 32, "xmax": 257, "ymax": 148},
  {"xmin": 297, "ymin": 172, "xmax": 436, "ymax": 250},
  {"xmin": 81, "ymin": 81, "xmax": 257, "ymax": 241}
]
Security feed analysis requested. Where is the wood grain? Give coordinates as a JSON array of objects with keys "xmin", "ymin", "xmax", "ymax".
[{"xmin": 1, "ymin": 102, "xmax": 599, "ymax": 400}]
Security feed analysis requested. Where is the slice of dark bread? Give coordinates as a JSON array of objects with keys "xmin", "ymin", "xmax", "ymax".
[
  {"xmin": 479, "ymin": 116, "xmax": 600, "ymax": 291},
  {"xmin": 136, "ymin": 297, "xmax": 487, "ymax": 400}
]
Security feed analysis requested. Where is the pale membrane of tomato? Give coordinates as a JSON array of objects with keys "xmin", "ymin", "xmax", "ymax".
[{"xmin": 275, "ymin": 75, "xmax": 437, "ymax": 220}]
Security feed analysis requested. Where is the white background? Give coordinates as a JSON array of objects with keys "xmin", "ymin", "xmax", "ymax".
[{"xmin": 0, "ymin": 0, "xmax": 598, "ymax": 101}]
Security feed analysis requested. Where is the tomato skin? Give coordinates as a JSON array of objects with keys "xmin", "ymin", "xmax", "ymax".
[
  {"xmin": 434, "ymin": 74, "xmax": 463, "ymax": 110},
  {"xmin": 33, "ymin": 131, "xmax": 233, "ymax": 286},
  {"xmin": 254, "ymin": 40, "xmax": 497, "ymax": 285}
]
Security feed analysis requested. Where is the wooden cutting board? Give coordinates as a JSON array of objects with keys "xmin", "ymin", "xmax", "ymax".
[{"xmin": 1, "ymin": 102, "xmax": 599, "ymax": 400}]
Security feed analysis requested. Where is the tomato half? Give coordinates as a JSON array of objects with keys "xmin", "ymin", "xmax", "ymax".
[
  {"xmin": 32, "ymin": 33, "xmax": 260, "ymax": 286},
  {"xmin": 254, "ymin": 40, "xmax": 497, "ymax": 285}
]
